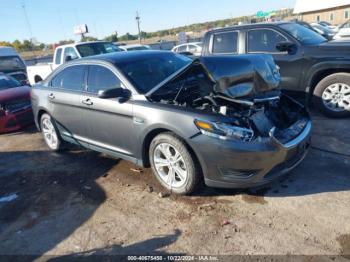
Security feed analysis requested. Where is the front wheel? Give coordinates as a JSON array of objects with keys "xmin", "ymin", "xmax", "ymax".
[
  {"xmin": 40, "ymin": 113, "xmax": 63, "ymax": 151},
  {"xmin": 149, "ymin": 133, "xmax": 201, "ymax": 195},
  {"xmin": 313, "ymin": 73, "xmax": 350, "ymax": 118}
]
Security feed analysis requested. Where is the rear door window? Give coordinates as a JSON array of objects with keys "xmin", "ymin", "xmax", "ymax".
[
  {"xmin": 51, "ymin": 65, "xmax": 86, "ymax": 91},
  {"xmin": 247, "ymin": 29, "xmax": 287, "ymax": 53},
  {"xmin": 212, "ymin": 31, "xmax": 238, "ymax": 54},
  {"xmin": 87, "ymin": 65, "xmax": 121, "ymax": 94},
  {"xmin": 55, "ymin": 48, "xmax": 62, "ymax": 65}
]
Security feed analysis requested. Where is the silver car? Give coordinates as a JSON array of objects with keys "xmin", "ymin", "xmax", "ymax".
[{"xmin": 31, "ymin": 51, "xmax": 311, "ymax": 195}]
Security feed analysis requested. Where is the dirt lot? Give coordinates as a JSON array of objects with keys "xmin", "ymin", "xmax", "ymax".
[{"xmin": 0, "ymin": 112, "xmax": 349, "ymax": 259}]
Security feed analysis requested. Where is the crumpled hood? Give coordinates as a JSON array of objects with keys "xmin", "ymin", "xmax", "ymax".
[
  {"xmin": 199, "ymin": 54, "xmax": 281, "ymax": 98},
  {"xmin": 0, "ymin": 85, "xmax": 31, "ymax": 104}
]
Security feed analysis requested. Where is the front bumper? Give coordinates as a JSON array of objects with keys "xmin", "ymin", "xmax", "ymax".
[
  {"xmin": 0, "ymin": 108, "xmax": 34, "ymax": 134},
  {"xmin": 189, "ymin": 120, "xmax": 312, "ymax": 189}
]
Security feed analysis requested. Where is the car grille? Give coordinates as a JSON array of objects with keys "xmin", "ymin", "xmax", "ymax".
[{"xmin": 5, "ymin": 99, "xmax": 31, "ymax": 113}]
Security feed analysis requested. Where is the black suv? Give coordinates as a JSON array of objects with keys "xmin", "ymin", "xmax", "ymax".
[{"xmin": 201, "ymin": 22, "xmax": 350, "ymax": 118}]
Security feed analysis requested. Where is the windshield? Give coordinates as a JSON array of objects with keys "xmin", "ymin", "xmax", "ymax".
[
  {"xmin": 76, "ymin": 42, "xmax": 121, "ymax": 57},
  {"xmin": 0, "ymin": 56, "xmax": 25, "ymax": 71},
  {"xmin": 115, "ymin": 53, "xmax": 192, "ymax": 94},
  {"xmin": 0, "ymin": 74, "xmax": 21, "ymax": 91},
  {"xmin": 279, "ymin": 23, "xmax": 327, "ymax": 45}
]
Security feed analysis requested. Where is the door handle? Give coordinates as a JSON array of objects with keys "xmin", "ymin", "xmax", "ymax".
[
  {"xmin": 82, "ymin": 98, "xmax": 93, "ymax": 106},
  {"xmin": 48, "ymin": 93, "xmax": 55, "ymax": 100}
]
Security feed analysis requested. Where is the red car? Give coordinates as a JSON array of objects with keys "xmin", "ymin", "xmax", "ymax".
[{"xmin": 0, "ymin": 73, "xmax": 33, "ymax": 133}]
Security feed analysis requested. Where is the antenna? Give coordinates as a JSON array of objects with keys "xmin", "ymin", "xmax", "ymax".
[{"xmin": 135, "ymin": 11, "xmax": 141, "ymax": 44}]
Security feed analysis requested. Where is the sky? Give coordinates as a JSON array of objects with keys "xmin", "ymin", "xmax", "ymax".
[{"xmin": 0, "ymin": 0, "xmax": 296, "ymax": 43}]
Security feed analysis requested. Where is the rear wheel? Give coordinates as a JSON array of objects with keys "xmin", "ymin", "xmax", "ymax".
[
  {"xmin": 313, "ymin": 73, "xmax": 350, "ymax": 118},
  {"xmin": 40, "ymin": 114, "xmax": 63, "ymax": 151},
  {"xmin": 149, "ymin": 133, "xmax": 200, "ymax": 195}
]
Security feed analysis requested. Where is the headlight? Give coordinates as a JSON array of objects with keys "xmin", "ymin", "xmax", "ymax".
[{"xmin": 194, "ymin": 119, "xmax": 254, "ymax": 142}]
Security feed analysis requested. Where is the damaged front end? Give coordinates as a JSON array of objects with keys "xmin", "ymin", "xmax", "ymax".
[{"xmin": 148, "ymin": 54, "xmax": 311, "ymax": 146}]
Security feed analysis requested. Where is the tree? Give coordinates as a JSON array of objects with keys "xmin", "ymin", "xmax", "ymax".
[{"xmin": 104, "ymin": 33, "xmax": 118, "ymax": 42}]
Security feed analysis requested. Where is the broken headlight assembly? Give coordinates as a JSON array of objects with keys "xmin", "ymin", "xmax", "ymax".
[{"xmin": 194, "ymin": 119, "xmax": 254, "ymax": 142}]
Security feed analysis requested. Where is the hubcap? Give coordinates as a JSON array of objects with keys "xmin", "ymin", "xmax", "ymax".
[
  {"xmin": 42, "ymin": 118, "xmax": 58, "ymax": 149},
  {"xmin": 153, "ymin": 143, "xmax": 187, "ymax": 188},
  {"xmin": 322, "ymin": 83, "xmax": 350, "ymax": 112}
]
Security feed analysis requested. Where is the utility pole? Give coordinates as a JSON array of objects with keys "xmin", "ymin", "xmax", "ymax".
[{"xmin": 135, "ymin": 11, "xmax": 141, "ymax": 44}]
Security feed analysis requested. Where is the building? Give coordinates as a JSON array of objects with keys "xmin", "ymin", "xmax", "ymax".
[{"xmin": 294, "ymin": 0, "xmax": 350, "ymax": 25}]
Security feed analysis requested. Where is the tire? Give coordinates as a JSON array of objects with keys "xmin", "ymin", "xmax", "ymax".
[
  {"xmin": 149, "ymin": 132, "xmax": 201, "ymax": 195},
  {"xmin": 313, "ymin": 73, "xmax": 350, "ymax": 118},
  {"xmin": 40, "ymin": 113, "xmax": 64, "ymax": 151}
]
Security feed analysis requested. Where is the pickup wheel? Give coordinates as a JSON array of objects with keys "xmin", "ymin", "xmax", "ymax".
[
  {"xmin": 40, "ymin": 114, "xmax": 64, "ymax": 151},
  {"xmin": 149, "ymin": 133, "xmax": 201, "ymax": 195},
  {"xmin": 313, "ymin": 73, "xmax": 350, "ymax": 118}
]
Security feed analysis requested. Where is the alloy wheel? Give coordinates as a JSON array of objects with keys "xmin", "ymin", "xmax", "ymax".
[
  {"xmin": 153, "ymin": 143, "xmax": 188, "ymax": 188},
  {"xmin": 322, "ymin": 83, "xmax": 350, "ymax": 112},
  {"xmin": 42, "ymin": 117, "xmax": 58, "ymax": 149}
]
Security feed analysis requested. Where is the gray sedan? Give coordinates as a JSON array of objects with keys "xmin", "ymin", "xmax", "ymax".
[{"xmin": 31, "ymin": 51, "xmax": 311, "ymax": 195}]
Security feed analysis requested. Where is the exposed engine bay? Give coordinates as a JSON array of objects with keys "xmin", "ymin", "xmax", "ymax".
[{"xmin": 148, "ymin": 55, "xmax": 309, "ymax": 143}]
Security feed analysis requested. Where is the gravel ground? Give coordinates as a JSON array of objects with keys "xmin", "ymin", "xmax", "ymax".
[{"xmin": 0, "ymin": 112, "xmax": 349, "ymax": 260}]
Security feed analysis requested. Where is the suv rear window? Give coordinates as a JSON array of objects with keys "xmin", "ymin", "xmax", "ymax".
[{"xmin": 212, "ymin": 31, "xmax": 238, "ymax": 54}]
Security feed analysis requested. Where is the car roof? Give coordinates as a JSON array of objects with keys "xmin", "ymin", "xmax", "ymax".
[
  {"xmin": 56, "ymin": 41, "xmax": 112, "ymax": 49},
  {"xmin": 0, "ymin": 46, "xmax": 18, "ymax": 57},
  {"xmin": 208, "ymin": 21, "xmax": 292, "ymax": 32},
  {"xmin": 79, "ymin": 50, "xmax": 174, "ymax": 64}
]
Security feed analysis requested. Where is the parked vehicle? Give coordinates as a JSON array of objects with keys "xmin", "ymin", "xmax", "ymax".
[
  {"xmin": 118, "ymin": 44, "xmax": 151, "ymax": 51},
  {"xmin": 27, "ymin": 41, "xmax": 121, "ymax": 85},
  {"xmin": 334, "ymin": 20, "xmax": 350, "ymax": 40},
  {"xmin": 0, "ymin": 47, "xmax": 28, "ymax": 84},
  {"xmin": 201, "ymin": 22, "xmax": 350, "ymax": 117},
  {"xmin": 0, "ymin": 73, "xmax": 33, "ymax": 133},
  {"xmin": 318, "ymin": 21, "xmax": 338, "ymax": 31},
  {"xmin": 31, "ymin": 51, "xmax": 311, "ymax": 194},
  {"xmin": 310, "ymin": 23, "xmax": 336, "ymax": 40},
  {"xmin": 172, "ymin": 42, "xmax": 203, "ymax": 56}
]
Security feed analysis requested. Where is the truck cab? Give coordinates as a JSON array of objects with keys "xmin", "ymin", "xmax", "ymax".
[
  {"xmin": 27, "ymin": 41, "xmax": 121, "ymax": 85},
  {"xmin": 201, "ymin": 22, "xmax": 350, "ymax": 117}
]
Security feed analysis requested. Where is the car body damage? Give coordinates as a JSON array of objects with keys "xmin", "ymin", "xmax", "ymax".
[
  {"xmin": 148, "ymin": 54, "xmax": 310, "ymax": 144},
  {"xmin": 32, "ymin": 51, "xmax": 311, "ymax": 193}
]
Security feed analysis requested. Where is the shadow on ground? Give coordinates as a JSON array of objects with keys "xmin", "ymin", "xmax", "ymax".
[{"xmin": 0, "ymin": 148, "xmax": 116, "ymax": 257}]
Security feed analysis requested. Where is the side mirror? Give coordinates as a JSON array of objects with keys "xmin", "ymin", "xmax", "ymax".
[
  {"xmin": 98, "ymin": 87, "xmax": 131, "ymax": 102},
  {"xmin": 276, "ymin": 42, "xmax": 296, "ymax": 54},
  {"xmin": 65, "ymin": 55, "xmax": 73, "ymax": 62}
]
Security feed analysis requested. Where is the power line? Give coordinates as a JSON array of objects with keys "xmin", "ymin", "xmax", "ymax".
[{"xmin": 21, "ymin": 1, "xmax": 36, "ymax": 57}]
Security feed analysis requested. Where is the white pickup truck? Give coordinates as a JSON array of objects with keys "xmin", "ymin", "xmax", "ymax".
[{"xmin": 27, "ymin": 41, "xmax": 121, "ymax": 85}]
